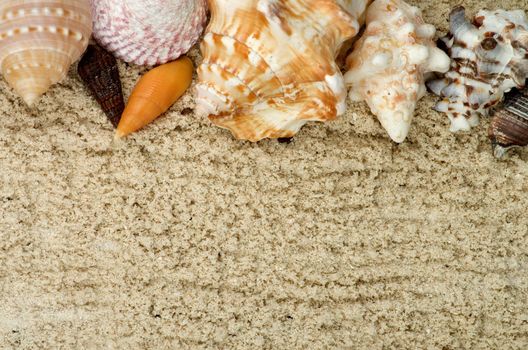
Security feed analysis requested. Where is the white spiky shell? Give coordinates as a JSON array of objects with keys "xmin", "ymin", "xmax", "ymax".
[
  {"xmin": 91, "ymin": 0, "xmax": 208, "ymax": 66},
  {"xmin": 195, "ymin": 0, "xmax": 362, "ymax": 142},
  {"xmin": 427, "ymin": 7, "xmax": 528, "ymax": 132},
  {"xmin": 0, "ymin": 0, "xmax": 92, "ymax": 106},
  {"xmin": 344, "ymin": 0, "xmax": 450, "ymax": 143}
]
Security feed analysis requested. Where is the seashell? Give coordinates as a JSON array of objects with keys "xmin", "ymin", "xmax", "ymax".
[
  {"xmin": 0, "ymin": 0, "xmax": 92, "ymax": 106},
  {"xmin": 116, "ymin": 56, "xmax": 193, "ymax": 138},
  {"xmin": 195, "ymin": 0, "xmax": 362, "ymax": 142},
  {"xmin": 344, "ymin": 0, "xmax": 451, "ymax": 143},
  {"xmin": 489, "ymin": 89, "xmax": 528, "ymax": 158},
  {"xmin": 91, "ymin": 0, "xmax": 208, "ymax": 66},
  {"xmin": 427, "ymin": 6, "xmax": 528, "ymax": 132},
  {"xmin": 78, "ymin": 44, "xmax": 124, "ymax": 127},
  {"xmin": 337, "ymin": 0, "xmax": 372, "ymax": 26},
  {"xmin": 334, "ymin": 0, "xmax": 373, "ymax": 66}
]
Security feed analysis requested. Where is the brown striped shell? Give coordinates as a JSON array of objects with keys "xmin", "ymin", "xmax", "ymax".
[{"xmin": 489, "ymin": 89, "xmax": 528, "ymax": 158}]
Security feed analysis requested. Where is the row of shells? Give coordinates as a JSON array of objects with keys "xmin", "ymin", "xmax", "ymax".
[{"xmin": 0, "ymin": 0, "xmax": 526, "ymax": 158}]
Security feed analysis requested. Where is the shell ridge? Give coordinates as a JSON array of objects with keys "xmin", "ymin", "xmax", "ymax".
[
  {"xmin": 200, "ymin": 62, "xmax": 262, "ymax": 101},
  {"xmin": 205, "ymin": 31, "xmax": 286, "ymax": 97}
]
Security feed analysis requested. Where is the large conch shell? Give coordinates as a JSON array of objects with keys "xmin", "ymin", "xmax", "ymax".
[
  {"xmin": 344, "ymin": 0, "xmax": 451, "ymax": 143},
  {"xmin": 195, "ymin": 0, "xmax": 362, "ymax": 142},
  {"xmin": 0, "ymin": 0, "xmax": 92, "ymax": 106},
  {"xmin": 428, "ymin": 7, "xmax": 528, "ymax": 132},
  {"xmin": 91, "ymin": 0, "xmax": 208, "ymax": 66}
]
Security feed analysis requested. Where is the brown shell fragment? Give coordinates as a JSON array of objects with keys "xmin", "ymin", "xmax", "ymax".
[
  {"xmin": 78, "ymin": 44, "xmax": 125, "ymax": 128},
  {"xmin": 489, "ymin": 89, "xmax": 528, "ymax": 158}
]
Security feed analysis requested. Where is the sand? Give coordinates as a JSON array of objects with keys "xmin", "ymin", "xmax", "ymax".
[{"xmin": 1, "ymin": 0, "xmax": 528, "ymax": 349}]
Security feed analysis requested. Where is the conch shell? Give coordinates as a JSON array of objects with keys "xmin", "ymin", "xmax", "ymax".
[
  {"xmin": 0, "ymin": 0, "xmax": 92, "ymax": 106},
  {"xmin": 344, "ymin": 0, "xmax": 451, "ymax": 143},
  {"xmin": 489, "ymin": 89, "xmax": 528, "ymax": 159},
  {"xmin": 195, "ymin": 0, "xmax": 362, "ymax": 142},
  {"xmin": 428, "ymin": 7, "xmax": 528, "ymax": 132},
  {"xmin": 91, "ymin": 0, "xmax": 208, "ymax": 66}
]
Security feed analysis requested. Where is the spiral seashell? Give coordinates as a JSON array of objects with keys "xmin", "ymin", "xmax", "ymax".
[
  {"xmin": 0, "ymin": 0, "xmax": 92, "ymax": 106},
  {"xmin": 489, "ymin": 89, "xmax": 528, "ymax": 159},
  {"xmin": 78, "ymin": 44, "xmax": 124, "ymax": 127},
  {"xmin": 344, "ymin": 0, "xmax": 451, "ymax": 143},
  {"xmin": 427, "ymin": 6, "xmax": 528, "ymax": 132},
  {"xmin": 91, "ymin": 0, "xmax": 208, "ymax": 66},
  {"xmin": 195, "ymin": 0, "xmax": 362, "ymax": 142}
]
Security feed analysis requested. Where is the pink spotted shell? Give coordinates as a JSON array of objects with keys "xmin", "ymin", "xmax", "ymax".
[{"xmin": 91, "ymin": 0, "xmax": 208, "ymax": 66}]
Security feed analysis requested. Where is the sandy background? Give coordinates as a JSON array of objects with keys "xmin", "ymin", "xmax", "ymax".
[{"xmin": 1, "ymin": 0, "xmax": 528, "ymax": 349}]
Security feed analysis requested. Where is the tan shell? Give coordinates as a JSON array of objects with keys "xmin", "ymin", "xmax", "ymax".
[{"xmin": 0, "ymin": 1, "xmax": 92, "ymax": 105}]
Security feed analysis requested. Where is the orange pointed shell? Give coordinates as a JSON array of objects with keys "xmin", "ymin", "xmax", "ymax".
[
  {"xmin": 0, "ymin": 0, "xmax": 92, "ymax": 105},
  {"xmin": 116, "ymin": 57, "xmax": 193, "ymax": 138}
]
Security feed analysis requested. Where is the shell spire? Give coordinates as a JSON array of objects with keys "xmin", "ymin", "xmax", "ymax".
[
  {"xmin": 344, "ymin": 0, "xmax": 450, "ymax": 143},
  {"xmin": 0, "ymin": 0, "xmax": 92, "ymax": 106},
  {"xmin": 427, "ymin": 6, "xmax": 528, "ymax": 132},
  {"xmin": 91, "ymin": 0, "xmax": 208, "ymax": 66},
  {"xmin": 195, "ymin": 0, "xmax": 361, "ymax": 142}
]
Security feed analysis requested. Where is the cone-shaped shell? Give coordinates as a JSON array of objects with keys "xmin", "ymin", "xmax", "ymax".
[
  {"xmin": 489, "ymin": 89, "xmax": 528, "ymax": 158},
  {"xmin": 344, "ymin": 0, "xmax": 451, "ymax": 143},
  {"xmin": 195, "ymin": 0, "xmax": 362, "ymax": 142},
  {"xmin": 78, "ymin": 44, "xmax": 124, "ymax": 127},
  {"xmin": 91, "ymin": 0, "xmax": 208, "ymax": 66},
  {"xmin": 116, "ymin": 57, "xmax": 193, "ymax": 138},
  {"xmin": 0, "ymin": 0, "xmax": 92, "ymax": 105}
]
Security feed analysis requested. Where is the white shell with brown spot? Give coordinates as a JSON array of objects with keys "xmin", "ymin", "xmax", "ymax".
[{"xmin": 427, "ymin": 7, "xmax": 528, "ymax": 132}]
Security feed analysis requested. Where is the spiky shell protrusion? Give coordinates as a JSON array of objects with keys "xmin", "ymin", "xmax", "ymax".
[
  {"xmin": 78, "ymin": 44, "xmax": 124, "ymax": 127},
  {"xmin": 195, "ymin": 0, "xmax": 362, "ymax": 142},
  {"xmin": 0, "ymin": 0, "xmax": 92, "ymax": 106},
  {"xmin": 91, "ymin": 0, "xmax": 208, "ymax": 66},
  {"xmin": 427, "ymin": 6, "xmax": 528, "ymax": 132},
  {"xmin": 344, "ymin": 0, "xmax": 450, "ymax": 143},
  {"xmin": 489, "ymin": 89, "xmax": 528, "ymax": 159}
]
